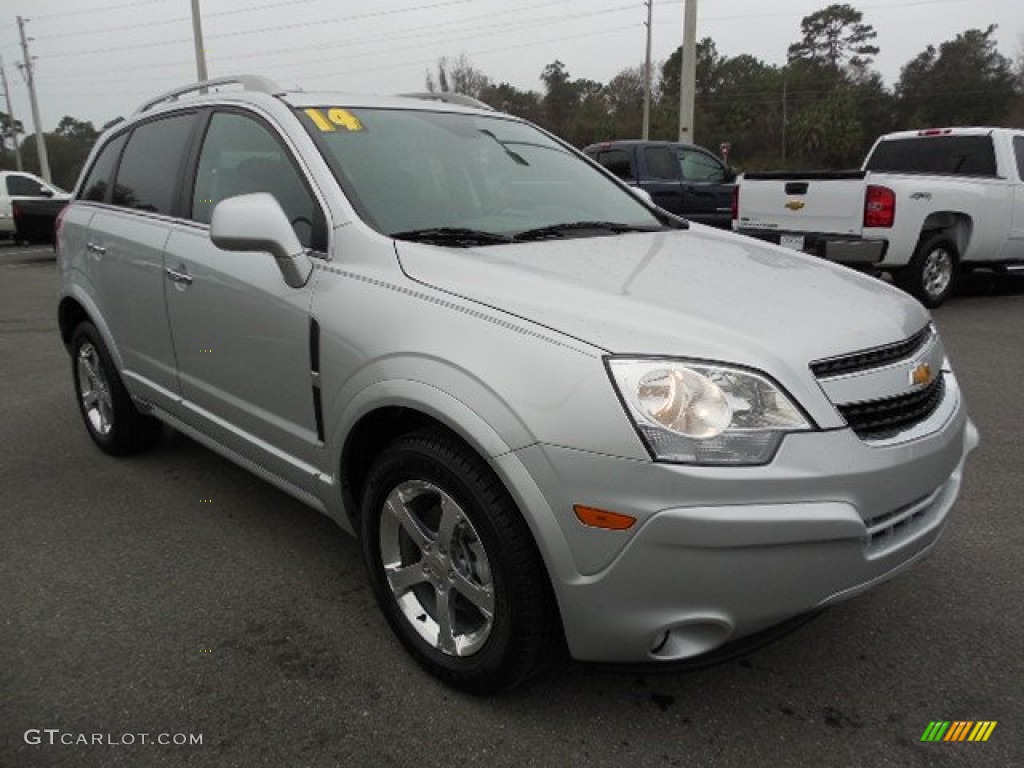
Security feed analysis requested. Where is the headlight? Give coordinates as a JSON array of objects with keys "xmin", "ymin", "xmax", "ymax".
[{"xmin": 607, "ymin": 359, "xmax": 813, "ymax": 465}]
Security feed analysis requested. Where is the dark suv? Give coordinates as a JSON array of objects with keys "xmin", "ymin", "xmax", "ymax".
[{"xmin": 583, "ymin": 140, "xmax": 735, "ymax": 228}]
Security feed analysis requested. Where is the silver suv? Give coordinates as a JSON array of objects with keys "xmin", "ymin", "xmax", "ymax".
[{"xmin": 57, "ymin": 76, "xmax": 978, "ymax": 693}]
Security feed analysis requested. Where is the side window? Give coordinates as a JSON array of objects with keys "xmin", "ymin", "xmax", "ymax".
[
  {"xmin": 191, "ymin": 111, "xmax": 324, "ymax": 251},
  {"xmin": 1014, "ymin": 136, "xmax": 1024, "ymax": 182},
  {"xmin": 678, "ymin": 149, "xmax": 725, "ymax": 183},
  {"xmin": 79, "ymin": 134, "xmax": 128, "ymax": 203},
  {"xmin": 644, "ymin": 147, "xmax": 678, "ymax": 180},
  {"xmin": 594, "ymin": 149, "xmax": 633, "ymax": 180},
  {"xmin": 6, "ymin": 174, "xmax": 46, "ymax": 197},
  {"xmin": 113, "ymin": 113, "xmax": 197, "ymax": 214}
]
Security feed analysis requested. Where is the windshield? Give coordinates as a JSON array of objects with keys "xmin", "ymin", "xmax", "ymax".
[{"xmin": 296, "ymin": 106, "xmax": 666, "ymax": 240}]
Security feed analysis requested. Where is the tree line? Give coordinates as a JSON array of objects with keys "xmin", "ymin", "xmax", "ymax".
[
  {"xmin": 430, "ymin": 4, "xmax": 1023, "ymax": 169},
  {"xmin": 2, "ymin": 3, "xmax": 1022, "ymax": 186}
]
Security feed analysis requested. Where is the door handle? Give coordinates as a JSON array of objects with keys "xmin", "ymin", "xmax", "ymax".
[
  {"xmin": 165, "ymin": 267, "xmax": 193, "ymax": 285},
  {"xmin": 86, "ymin": 242, "xmax": 106, "ymax": 256}
]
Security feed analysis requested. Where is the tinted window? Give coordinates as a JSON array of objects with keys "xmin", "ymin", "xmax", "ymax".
[
  {"xmin": 678, "ymin": 148, "xmax": 725, "ymax": 182},
  {"xmin": 593, "ymin": 149, "xmax": 633, "ymax": 180},
  {"xmin": 191, "ymin": 112, "xmax": 324, "ymax": 250},
  {"xmin": 113, "ymin": 113, "xmax": 197, "ymax": 214},
  {"xmin": 644, "ymin": 147, "xmax": 678, "ymax": 180},
  {"xmin": 6, "ymin": 175, "xmax": 46, "ymax": 196},
  {"xmin": 866, "ymin": 135, "xmax": 997, "ymax": 177},
  {"xmin": 79, "ymin": 134, "xmax": 127, "ymax": 203},
  {"xmin": 1014, "ymin": 136, "xmax": 1024, "ymax": 182}
]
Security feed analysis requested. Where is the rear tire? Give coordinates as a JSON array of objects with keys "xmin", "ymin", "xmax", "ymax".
[
  {"xmin": 895, "ymin": 234, "xmax": 958, "ymax": 308},
  {"xmin": 70, "ymin": 322, "xmax": 161, "ymax": 455},
  {"xmin": 360, "ymin": 428, "xmax": 558, "ymax": 694}
]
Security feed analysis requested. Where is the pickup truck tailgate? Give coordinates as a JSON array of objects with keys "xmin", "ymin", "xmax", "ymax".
[{"xmin": 737, "ymin": 171, "xmax": 866, "ymax": 236}]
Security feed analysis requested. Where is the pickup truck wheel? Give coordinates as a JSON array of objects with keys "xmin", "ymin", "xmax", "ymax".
[
  {"xmin": 896, "ymin": 235, "xmax": 958, "ymax": 308},
  {"xmin": 70, "ymin": 322, "xmax": 161, "ymax": 455},
  {"xmin": 360, "ymin": 428, "xmax": 557, "ymax": 694}
]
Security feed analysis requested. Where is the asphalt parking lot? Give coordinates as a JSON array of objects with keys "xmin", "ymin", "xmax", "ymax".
[{"xmin": 2, "ymin": 242, "xmax": 1022, "ymax": 768}]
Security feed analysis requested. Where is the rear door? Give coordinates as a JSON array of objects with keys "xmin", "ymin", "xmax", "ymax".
[
  {"xmin": 163, "ymin": 108, "xmax": 328, "ymax": 472},
  {"xmin": 677, "ymin": 146, "xmax": 733, "ymax": 227},
  {"xmin": 83, "ymin": 112, "xmax": 200, "ymax": 408},
  {"xmin": 637, "ymin": 145, "xmax": 684, "ymax": 214},
  {"xmin": 1008, "ymin": 135, "xmax": 1024, "ymax": 261}
]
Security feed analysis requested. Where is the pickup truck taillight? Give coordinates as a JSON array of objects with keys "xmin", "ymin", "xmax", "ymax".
[{"xmin": 863, "ymin": 185, "xmax": 895, "ymax": 228}]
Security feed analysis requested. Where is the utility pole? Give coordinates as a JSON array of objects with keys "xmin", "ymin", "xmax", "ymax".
[
  {"xmin": 781, "ymin": 76, "xmax": 788, "ymax": 163},
  {"xmin": 678, "ymin": 0, "xmax": 697, "ymax": 143},
  {"xmin": 642, "ymin": 0, "xmax": 653, "ymax": 140},
  {"xmin": 191, "ymin": 0, "xmax": 209, "ymax": 85},
  {"xmin": 0, "ymin": 55, "xmax": 23, "ymax": 171},
  {"xmin": 16, "ymin": 16, "xmax": 50, "ymax": 182}
]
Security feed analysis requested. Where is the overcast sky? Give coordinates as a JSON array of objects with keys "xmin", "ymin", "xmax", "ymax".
[{"xmin": 1, "ymin": 0, "xmax": 1022, "ymax": 133}]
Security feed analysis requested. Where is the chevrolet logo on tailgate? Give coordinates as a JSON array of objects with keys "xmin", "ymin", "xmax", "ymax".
[{"xmin": 785, "ymin": 199, "xmax": 805, "ymax": 211}]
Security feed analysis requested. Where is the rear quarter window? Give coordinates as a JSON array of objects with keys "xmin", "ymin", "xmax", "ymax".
[{"xmin": 866, "ymin": 135, "xmax": 997, "ymax": 177}]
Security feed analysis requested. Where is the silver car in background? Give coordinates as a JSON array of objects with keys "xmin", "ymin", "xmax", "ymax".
[{"xmin": 57, "ymin": 76, "xmax": 977, "ymax": 693}]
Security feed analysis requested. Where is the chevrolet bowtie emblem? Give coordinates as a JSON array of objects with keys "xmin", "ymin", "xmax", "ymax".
[
  {"xmin": 910, "ymin": 362, "xmax": 933, "ymax": 387},
  {"xmin": 785, "ymin": 199, "xmax": 805, "ymax": 211}
]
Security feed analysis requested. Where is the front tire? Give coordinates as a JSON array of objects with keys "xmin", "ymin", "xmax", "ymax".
[
  {"xmin": 360, "ymin": 428, "xmax": 558, "ymax": 694},
  {"xmin": 70, "ymin": 322, "xmax": 161, "ymax": 455},
  {"xmin": 896, "ymin": 234, "xmax": 958, "ymax": 308}
]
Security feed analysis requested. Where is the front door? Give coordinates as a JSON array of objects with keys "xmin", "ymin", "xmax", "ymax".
[{"xmin": 163, "ymin": 109, "xmax": 329, "ymax": 474}]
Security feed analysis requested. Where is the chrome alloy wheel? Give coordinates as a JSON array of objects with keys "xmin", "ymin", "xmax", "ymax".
[
  {"xmin": 76, "ymin": 342, "xmax": 114, "ymax": 436},
  {"xmin": 378, "ymin": 480, "xmax": 495, "ymax": 657},
  {"xmin": 922, "ymin": 246, "xmax": 954, "ymax": 300}
]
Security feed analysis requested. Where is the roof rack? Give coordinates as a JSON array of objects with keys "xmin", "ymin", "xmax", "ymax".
[
  {"xmin": 134, "ymin": 75, "xmax": 283, "ymax": 115},
  {"xmin": 399, "ymin": 92, "xmax": 494, "ymax": 111}
]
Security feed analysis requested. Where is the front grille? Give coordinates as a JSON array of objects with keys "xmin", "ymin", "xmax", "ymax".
[
  {"xmin": 837, "ymin": 375, "xmax": 945, "ymax": 440},
  {"xmin": 811, "ymin": 325, "xmax": 933, "ymax": 378}
]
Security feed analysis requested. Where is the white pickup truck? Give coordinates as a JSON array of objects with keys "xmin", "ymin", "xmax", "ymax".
[{"xmin": 734, "ymin": 127, "xmax": 1024, "ymax": 306}]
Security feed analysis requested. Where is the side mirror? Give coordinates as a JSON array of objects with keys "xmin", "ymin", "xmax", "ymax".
[
  {"xmin": 40, "ymin": 188, "xmax": 55, "ymax": 198},
  {"xmin": 210, "ymin": 193, "xmax": 313, "ymax": 289}
]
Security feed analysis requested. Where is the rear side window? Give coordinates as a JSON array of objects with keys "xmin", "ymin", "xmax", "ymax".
[
  {"xmin": 593, "ymin": 149, "xmax": 633, "ymax": 180},
  {"xmin": 866, "ymin": 135, "xmax": 997, "ymax": 177},
  {"xmin": 79, "ymin": 134, "xmax": 128, "ymax": 203},
  {"xmin": 644, "ymin": 147, "xmax": 678, "ymax": 180},
  {"xmin": 113, "ymin": 113, "xmax": 197, "ymax": 214},
  {"xmin": 1014, "ymin": 136, "xmax": 1024, "ymax": 182},
  {"xmin": 6, "ymin": 174, "xmax": 47, "ymax": 196}
]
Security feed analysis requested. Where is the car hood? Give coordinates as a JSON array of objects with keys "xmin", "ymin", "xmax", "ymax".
[{"xmin": 394, "ymin": 225, "xmax": 929, "ymax": 371}]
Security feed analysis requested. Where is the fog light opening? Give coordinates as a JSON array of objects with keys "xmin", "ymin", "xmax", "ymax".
[{"xmin": 649, "ymin": 618, "xmax": 733, "ymax": 660}]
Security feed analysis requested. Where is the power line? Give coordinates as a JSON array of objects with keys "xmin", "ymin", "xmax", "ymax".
[{"xmin": 31, "ymin": 0, "xmax": 170, "ymax": 22}]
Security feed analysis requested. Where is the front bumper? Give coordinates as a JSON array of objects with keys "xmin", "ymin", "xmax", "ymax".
[{"xmin": 507, "ymin": 386, "xmax": 977, "ymax": 663}]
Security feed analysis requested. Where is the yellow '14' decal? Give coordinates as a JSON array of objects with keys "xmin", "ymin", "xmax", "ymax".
[{"xmin": 305, "ymin": 108, "xmax": 364, "ymax": 132}]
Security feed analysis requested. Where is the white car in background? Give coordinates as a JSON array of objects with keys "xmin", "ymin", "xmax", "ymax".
[{"xmin": 0, "ymin": 170, "xmax": 68, "ymax": 239}]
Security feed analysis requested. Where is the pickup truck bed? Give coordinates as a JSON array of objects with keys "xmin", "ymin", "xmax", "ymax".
[
  {"xmin": 735, "ymin": 127, "xmax": 1024, "ymax": 306},
  {"xmin": 13, "ymin": 198, "xmax": 68, "ymax": 245}
]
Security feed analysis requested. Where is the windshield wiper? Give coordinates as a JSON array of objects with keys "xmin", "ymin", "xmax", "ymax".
[
  {"xmin": 391, "ymin": 227, "xmax": 514, "ymax": 247},
  {"xmin": 513, "ymin": 221, "xmax": 662, "ymax": 242}
]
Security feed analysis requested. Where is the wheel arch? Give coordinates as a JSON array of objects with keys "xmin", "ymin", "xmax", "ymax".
[
  {"xmin": 918, "ymin": 211, "xmax": 972, "ymax": 258},
  {"xmin": 332, "ymin": 379, "xmax": 578, "ymax": 600},
  {"xmin": 57, "ymin": 290, "xmax": 124, "ymax": 371}
]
